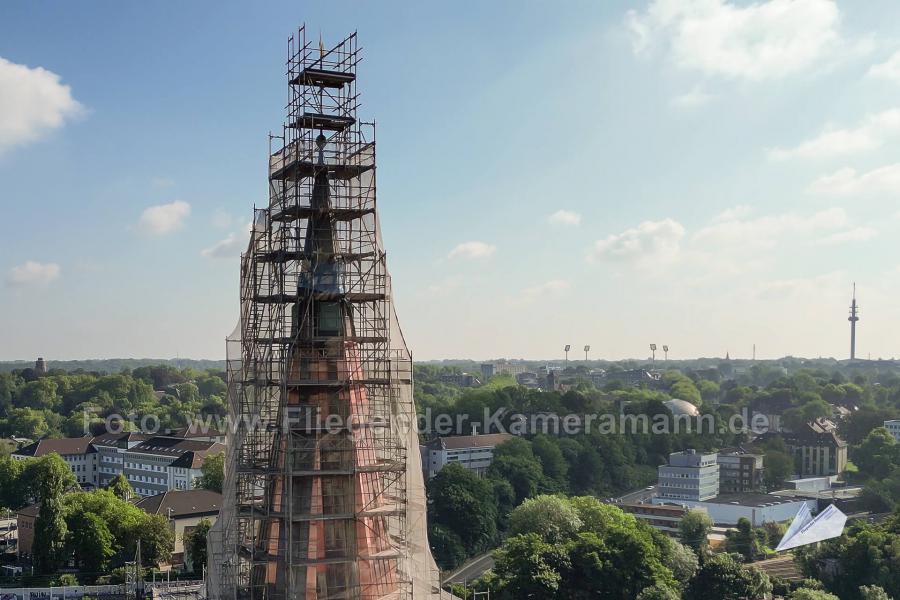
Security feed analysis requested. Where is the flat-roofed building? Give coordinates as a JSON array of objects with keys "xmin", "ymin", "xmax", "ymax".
[
  {"xmin": 884, "ymin": 420, "xmax": 900, "ymax": 443},
  {"xmin": 617, "ymin": 502, "xmax": 698, "ymax": 534},
  {"xmin": 422, "ymin": 433, "xmax": 514, "ymax": 478},
  {"xmin": 718, "ymin": 449, "xmax": 765, "ymax": 493},
  {"xmin": 658, "ymin": 449, "xmax": 720, "ymax": 502}
]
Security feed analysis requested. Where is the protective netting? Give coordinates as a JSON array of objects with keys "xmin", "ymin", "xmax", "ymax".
[{"xmin": 207, "ymin": 25, "xmax": 442, "ymax": 600}]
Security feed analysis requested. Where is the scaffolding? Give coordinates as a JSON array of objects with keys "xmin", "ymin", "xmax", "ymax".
[{"xmin": 208, "ymin": 26, "xmax": 441, "ymax": 600}]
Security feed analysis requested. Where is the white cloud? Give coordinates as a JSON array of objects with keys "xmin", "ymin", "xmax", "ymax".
[
  {"xmin": 768, "ymin": 109, "xmax": 900, "ymax": 160},
  {"xmin": 448, "ymin": 241, "xmax": 496, "ymax": 260},
  {"xmin": 7, "ymin": 261, "xmax": 61, "ymax": 287},
  {"xmin": 589, "ymin": 219, "xmax": 685, "ymax": 264},
  {"xmin": 756, "ymin": 271, "xmax": 845, "ymax": 301},
  {"xmin": 511, "ymin": 280, "xmax": 571, "ymax": 305},
  {"xmin": 808, "ymin": 163, "xmax": 900, "ymax": 195},
  {"xmin": 211, "ymin": 209, "xmax": 237, "ymax": 229},
  {"xmin": 548, "ymin": 209, "xmax": 582, "ymax": 226},
  {"xmin": 0, "ymin": 56, "xmax": 83, "ymax": 153},
  {"xmin": 138, "ymin": 200, "xmax": 191, "ymax": 236},
  {"xmin": 671, "ymin": 87, "xmax": 714, "ymax": 109},
  {"xmin": 694, "ymin": 207, "xmax": 847, "ymax": 249},
  {"xmin": 626, "ymin": 0, "xmax": 847, "ymax": 82},
  {"xmin": 202, "ymin": 222, "xmax": 252, "ymax": 259},
  {"xmin": 868, "ymin": 49, "xmax": 900, "ymax": 82},
  {"xmin": 817, "ymin": 226, "xmax": 877, "ymax": 245},
  {"xmin": 711, "ymin": 205, "xmax": 752, "ymax": 223}
]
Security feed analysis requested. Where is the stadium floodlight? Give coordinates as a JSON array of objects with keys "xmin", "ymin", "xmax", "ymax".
[
  {"xmin": 584, "ymin": 345, "xmax": 591, "ymax": 361},
  {"xmin": 650, "ymin": 344, "xmax": 657, "ymax": 362},
  {"xmin": 564, "ymin": 344, "xmax": 571, "ymax": 363},
  {"xmin": 662, "ymin": 345, "xmax": 669, "ymax": 360}
]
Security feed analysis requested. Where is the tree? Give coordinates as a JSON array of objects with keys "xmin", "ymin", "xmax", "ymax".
[
  {"xmin": 27, "ymin": 454, "xmax": 77, "ymax": 574},
  {"xmin": 531, "ymin": 435, "xmax": 568, "ymax": 490},
  {"xmin": 184, "ymin": 518, "xmax": 212, "ymax": 574},
  {"xmin": 107, "ymin": 473, "xmax": 134, "ymax": 501},
  {"xmin": 508, "ymin": 495, "xmax": 582, "ymax": 544},
  {"xmin": 429, "ymin": 524, "xmax": 467, "ymax": 570},
  {"xmin": 138, "ymin": 514, "xmax": 174, "ymax": 567},
  {"xmin": 68, "ymin": 511, "xmax": 115, "ymax": 572},
  {"xmin": 0, "ymin": 455, "xmax": 28, "ymax": 510},
  {"xmin": 427, "ymin": 463, "xmax": 498, "ymax": 560},
  {"xmin": 679, "ymin": 509, "xmax": 713, "ymax": 553},
  {"xmin": 725, "ymin": 517, "xmax": 766, "ymax": 562},
  {"xmin": 685, "ymin": 553, "xmax": 772, "ymax": 600},
  {"xmin": 789, "ymin": 589, "xmax": 840, "ymax": 600},
  {"xmin": 492, "ymin": 533, "xmax": 570, "ymax": 600},
  {"xmin": 488, "ymin": 453, "xmax": 544, "ymax": 505},
  {"xmin": 637, "ymin": 584, "xmax": 681, "ymax": 600},
  {"xmin": 858, "ymin": 585, "xmax": 892, "ymax": 600},
  {"xmin": 764, "ymin": 449, "xmax": 795, "ymax": 490},
  {"xmin": 195, "ymin": 452, "xmax": 224, "ymax": 493},
  {"xmin": 854, "ymin": 429, "xmax": 899, "ymax": 480}
]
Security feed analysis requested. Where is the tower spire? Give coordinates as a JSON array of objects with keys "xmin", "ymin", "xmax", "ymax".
[{"xmin": 849, "ymin": 283, "xmax": 859, "ymax": 360}]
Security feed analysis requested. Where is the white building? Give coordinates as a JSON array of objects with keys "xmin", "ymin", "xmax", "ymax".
[
  {"xmin": 884, "ymin": 420, "xmax": 900, "ymax": 443},
  {"xmin": 658, "ymin": 449, "xmax": 720, "ymax": 502},
  {"xmin": 11, "ymin": 437, "xmax": 99, "ymax": 488},
  {"xmin": 653, "ymin": 492, "xmax": 817, "ymax": 527},
  {"xmin": 12, "ymin": 434, "xmax": 223, "ymax": 497},
  {"xmin": 422, "ymin": 433, "xmax": 514, "ymax": 478}
]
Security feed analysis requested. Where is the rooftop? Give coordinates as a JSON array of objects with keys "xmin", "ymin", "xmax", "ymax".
[
  {"xmin": 135, "ymin": 489, "xmax": 222, "ymax": 519},
  {"xmin": 14, "ymin": 436, "xmax": 96, "ymax": 457},
  {"xmin": 129, "ymin": 436, "xmax": 223, "ymax": 456},
  {"xmin": 432, "ymin": 433, "xmax": 515, "ymax": 451}
]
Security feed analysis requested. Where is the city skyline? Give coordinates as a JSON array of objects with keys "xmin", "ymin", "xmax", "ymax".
[{"xmin": 2, "ymin": 0, "xmax": 900, "ymax": 362}]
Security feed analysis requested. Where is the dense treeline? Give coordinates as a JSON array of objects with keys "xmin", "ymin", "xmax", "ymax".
[
  {"xmin": 0, "ymin": 364, "xmax": 227, "ymax": 440},
  {"xmin": 422, "ymin": 365, "xmax": 900, "ymax": 568},
  {"xmin": 0, "ymin": 453, "xmax": 173, "ymax": 577}
]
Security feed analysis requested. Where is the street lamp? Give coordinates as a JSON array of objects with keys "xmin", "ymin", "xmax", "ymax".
[{"xmin": 650, "ymin": 344, "xmax": 657, "ymax": 363}]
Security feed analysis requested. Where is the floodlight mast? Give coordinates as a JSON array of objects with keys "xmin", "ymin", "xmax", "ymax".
[
  {"xmin": 564, "ymin": 344, "xmax": 571, "ymax": 364},
  {"xmin": 662, "ymin": 345, "xmax": 669, "ymax": 361},
  {"xmin": 584, "ymin": 345, "xmax": 591, "ymax": 361},
  {"xmin": 650, "ymin": 343, "xmax": 657, "ymax": 364}
]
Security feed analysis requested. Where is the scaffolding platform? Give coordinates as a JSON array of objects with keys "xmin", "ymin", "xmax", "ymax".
[
  {"xmin": 270, "ymin": 206, "xmax": 375, "ymax": 223},
  {"xmin": 290, "ymin": 67, "xmax": 355, "ymax": 88},
  {"xmin": 251, "ymin": 292, "xmax": 387, "ymax": 304},
  {"xmin": 289, "ymin": 112, "xmax": 356, "ymax": 132}
]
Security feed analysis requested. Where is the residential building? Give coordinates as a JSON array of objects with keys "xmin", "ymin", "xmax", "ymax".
[
  {"xmin": 885, "ymin": 419, "xmax": 900, "ymax": 443},
  {"xmin": 775, "ymin": 419, "xmax": 848, "ymax": 477},
  {"xmin": 422, "ymin": 433, "xmax": 514, "ymax": 478},
  {"xmin": 135, "ymin": 489, "xmax": 222, "ymax": 570},
  {"xmin": 12, "ymin": 437, "xmax": 98, "ymax": 488},
  {"xmin": 15, "ymin": 504, "xmax": 39, "ymax": 558},
  {"xmin": 34, "ymin": 357, "xmax": 48, "ymax": 374},
  {"xmin": 718, "ymin": 449, "xmax": 765, "ymax": 493},
  {"xmin": 658, "ymin": 449, "xmax": 720, "ymax": 502}
]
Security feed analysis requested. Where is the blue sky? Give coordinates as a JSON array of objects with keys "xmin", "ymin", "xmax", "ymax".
[{"xmin": 2, "ymin": 0, "xmax": 900, "ymax": 361}]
